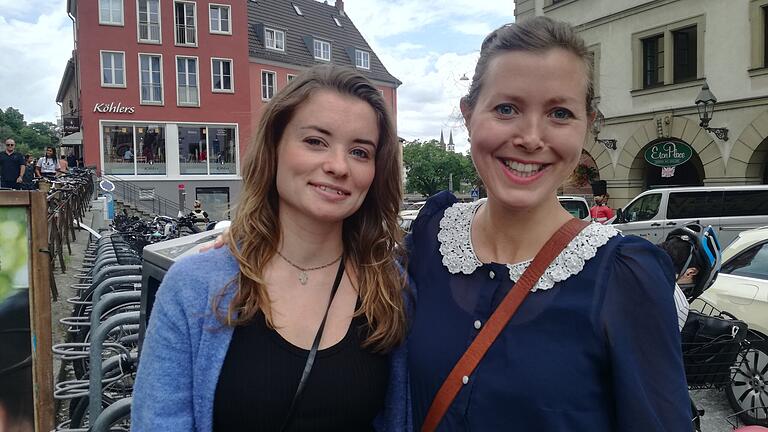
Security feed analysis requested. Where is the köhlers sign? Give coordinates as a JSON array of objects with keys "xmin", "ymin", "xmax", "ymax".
[
  {"xmin": 93, "ymin": 102, "xmax": 136, "ymax": 114},
  {"xmin": 644, "ymin": 139, "xmax": 693, "ymax": 168}
]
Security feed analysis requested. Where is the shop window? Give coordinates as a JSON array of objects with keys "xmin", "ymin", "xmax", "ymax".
[
  {"xmin": 136, "ymin": 125, "xmax": 166, "ymax": 175},
  {"xmin": 176, "ymin": 56, "xmax": 199, "ymax": 106},
  {"xmin": 208, "ymin": 126, "xmax": 236, "ymax": 175},
  {"xmin": 212, "ymin": 58, "xmax": 233, "ymax": 92},
  {"xmin": 138, "ymin": 0, "xmax": 161, "ymax": 43},
  {"xmin": 139, "ymin": 54, "xmax": 163, "ymax": 104},
  {"xmin": 102, "ymin": 125, "xmax": 135, "ymax": 175},
  {"xmin": 196, "ymin": 187, "xmax": 230, "ymax": 221},
  {"xmin": 314, "ymin": 39, "xmax": 331, "ymax": 61},
  {"xmin": 178, "ymin": 125, "xmax": 237, "ymax": 175},
  {"xmin": 100, "ymin": 0, "xmax": 124, "ymax": 25},
  {"xmin": 102, "ymin": 124, "xmax": 167, "ymax": 175},
  {"xmin": 287, "ymin": 73, "xmax": 296, "ymax": 82},
  {"xmin": 209, "ymin": 4, "xmax": 231, "ymax": 34},
  {"xmin": 261, "ymin": 70, "xmax": 276, "ymax": 100},
  {"xmin": 178, "ymin": 126, "xmax": 209, "ymax": 174},
  {"xmin": 355, "ymin": 50, "xmax": 370, "ymax": 69},
  {"xmin": 174, "ymin": 1, "xmax": 197, "ymax": 46},
  {"xmin": 265, "ymin": 28, "xmax": 285, "ymax": 51},
  {"xmin": 642, "ymin": 34, "xmax": 664, "ymax": 89},
  {"xmin": 101, "ymin": 51, "xmax": 125, "ymax": 87}
]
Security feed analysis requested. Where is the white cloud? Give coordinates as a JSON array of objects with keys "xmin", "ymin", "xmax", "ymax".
[
  {"xmin": 0, "ymin": 0, "xmax": 71, "ymax": 122},
  {"xmin": 453, "ymin": 22, "xmax": 495, "ymax": 37}
]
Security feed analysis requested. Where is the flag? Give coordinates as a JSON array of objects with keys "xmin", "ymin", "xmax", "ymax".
[{"xmin": 661, "ymin": 166, "xmax": 676, "ymax": 178}]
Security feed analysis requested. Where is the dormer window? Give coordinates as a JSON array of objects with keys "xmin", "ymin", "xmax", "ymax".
[
  {"xmin": 355, "ymin": 49, "xmax": 370, "ymax": 69},
  {"xmin": 333, "ymin": 16, "xmax": 342, "ymax": 27},
  {"xmin": 314, "ymin": 39, "xmax": 331, "ymax": 61},
  {"xmin": 265, "ymin": 28, "xmax": 285, "ymax": 51},
  {"xmin": 292, "ymin": 3, "xmax": 303, "ymax": 16}
]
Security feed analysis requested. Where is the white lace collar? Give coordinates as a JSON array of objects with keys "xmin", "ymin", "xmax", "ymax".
[{"xmin": 437, "ymin": 200, "xmax": 620, "ymax": 292}]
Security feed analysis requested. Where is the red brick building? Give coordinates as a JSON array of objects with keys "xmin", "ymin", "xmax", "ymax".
[{"xmin": 57, "ymin": 0, "xmax": 399, "ymax": 218}]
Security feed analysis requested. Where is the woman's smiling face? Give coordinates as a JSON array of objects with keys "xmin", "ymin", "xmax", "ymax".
[{"xmin": 462, "ymin": 48, "xmax": 592, "ymax": 212}]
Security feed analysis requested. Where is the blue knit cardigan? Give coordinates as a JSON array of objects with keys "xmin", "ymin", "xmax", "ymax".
[{"xmin": 130, "ymin": 247, "xmax": 412, "ymax": 431}]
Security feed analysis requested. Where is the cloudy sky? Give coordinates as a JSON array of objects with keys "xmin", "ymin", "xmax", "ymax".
[{"xmin": 0, "ymin": 0, "xmax": 514, "ymax": 155}]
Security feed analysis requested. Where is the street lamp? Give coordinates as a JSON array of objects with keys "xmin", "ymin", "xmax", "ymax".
[
  {"xmin": 591, "ymin": 107, "xmax": 618, "ymax": 150},
  {"xmin": 695, "ymin": 83, "xmax": 729, "ymax": 141}
]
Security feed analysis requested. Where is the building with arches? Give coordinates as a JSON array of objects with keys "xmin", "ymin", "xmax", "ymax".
[{"xmin": 515, "ymin": 0, "xmax": 768, "ymax": 206}]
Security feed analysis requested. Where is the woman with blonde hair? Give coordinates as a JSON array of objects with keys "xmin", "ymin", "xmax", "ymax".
[{"xmin": 132, "ymin": 64, "xmax": 407, "ymax": 431}]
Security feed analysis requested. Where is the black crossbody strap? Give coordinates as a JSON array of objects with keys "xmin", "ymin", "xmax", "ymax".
[{"xmin": 280, "ymin": 258, "xmax": 346, "ymax": 432}]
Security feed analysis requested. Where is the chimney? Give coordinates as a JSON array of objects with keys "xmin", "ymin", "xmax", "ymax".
[{"xmin": 335, "ymin": 0, "xmax": 345, "ymax": 16}]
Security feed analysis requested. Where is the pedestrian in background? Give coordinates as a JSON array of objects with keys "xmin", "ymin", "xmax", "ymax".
[
  {"xmin": 66, "ymin": 152, "xmax": 76, "ymax": 170},
  {"xmin": 0, "ymin": 139, "xmax": 26, "ymax": 189},
  {"xmin": 58, "ymin": 155, "xmax": 69, "ymax": 175},
  {"xmin": 35, "ymin": 147, "xmax": 59, "ymax": 180},
  {"xmin": 589, "ymin": 180, "xmax": 615, "ymax": 223},
  {"xmin": 21, "ymin": 155, "xmax": 35, "ymax": 190}
]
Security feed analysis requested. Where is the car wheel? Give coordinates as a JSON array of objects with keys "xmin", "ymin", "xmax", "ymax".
[{"xmin": 726, "ymin": 340, "xmax": 768, "ymax": 426}]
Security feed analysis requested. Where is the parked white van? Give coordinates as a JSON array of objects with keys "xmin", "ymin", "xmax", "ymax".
[{"xmin": 611, "ymin": 185, "xmax": 768, "ymax": 245}]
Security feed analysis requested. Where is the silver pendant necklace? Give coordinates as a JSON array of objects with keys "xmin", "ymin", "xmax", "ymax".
[{"xmin": 276, "ymin": 250, "xmax": 343, "ymax": 285}]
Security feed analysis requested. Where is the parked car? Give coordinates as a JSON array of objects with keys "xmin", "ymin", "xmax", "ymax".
[
  {"xmin": 698, "ymin": 225, "xmax": 768, "ymax": 425},
  {"xmin": 558, "ymin": 196, "xmax": 591, "ymax": 222},
  {"xmin": 611, "ymin": 185, "xmax": 768, "ymax": 245},
  {"xmin": 400, "ymin": 201, "xmax": 426, "ymax": 219}
]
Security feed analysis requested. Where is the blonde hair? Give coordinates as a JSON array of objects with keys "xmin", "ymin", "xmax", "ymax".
[
  {"xmin": 464, "ymin": 16, "xmax": 595, "ymax": 115},
  {"xmin": 216, "ymin": 65, "xmax": 406, "ymax": 352}
]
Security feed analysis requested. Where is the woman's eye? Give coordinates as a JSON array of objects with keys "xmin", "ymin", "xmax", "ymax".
[
  {"xmin": 494, "ymin": 104, "xmax": 516, "ymax": 116},
  {"xmin": 305, "ymin": 138, "xmax": 325, "ymax": 147},
  {"xmin": 350, "ymin": 148, "xmax": 371, "ymax": 159},
  {"xmin": 551, "ymin": 108, "xmax": 574, "ymax": 120}
]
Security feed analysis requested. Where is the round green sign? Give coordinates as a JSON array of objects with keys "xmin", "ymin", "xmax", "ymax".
[{"xmin": 644, "ymin": 140, "xmax": 693, "ymax": 167}]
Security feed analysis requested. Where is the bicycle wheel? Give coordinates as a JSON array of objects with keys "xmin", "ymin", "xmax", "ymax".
[{"xmin": 726, "ymin": 340, "xmax": 768, "ymax": 425}]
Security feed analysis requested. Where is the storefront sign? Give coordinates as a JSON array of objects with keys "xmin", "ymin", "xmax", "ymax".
[
  {"xmin": 93, "ymin": 102, "xmax": 136, "ymax": 114},
  {"xmin": 644, "ymin": 140, "xmax": 693, "ymax": 167},
  {"xmin": 62, "ymin": 117, "xmax": 80, "ymax": 134}
]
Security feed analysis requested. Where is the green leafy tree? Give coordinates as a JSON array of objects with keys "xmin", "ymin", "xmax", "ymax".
[
  {"xmin": 0, "ymin": 107, "xmax": 58, "ymax": 156},
  {"xmin": 402, "ymin": 139, "xmax": 477, "ymax": 197}
]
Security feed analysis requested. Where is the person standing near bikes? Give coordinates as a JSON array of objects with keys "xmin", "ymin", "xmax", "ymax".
[
  {"xmin": 132, "ymin": 65, "xmax": 407, "ymax": 431},
  {"xmin": 35, "ymin": 146, "xmax": 59, "ymax": 180}
]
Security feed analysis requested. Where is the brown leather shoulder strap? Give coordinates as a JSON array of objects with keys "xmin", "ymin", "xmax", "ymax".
[{"xmin": 421, "ymin": 218, "xmax": 590, "ymax": 432}]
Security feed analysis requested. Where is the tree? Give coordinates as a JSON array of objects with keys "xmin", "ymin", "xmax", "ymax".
[
  {"xmin": 402, "ymin": 139, "xmax": 477, "ymax": 197},
  {"xmin": 0, "ymin": 107, "xmax": 58, "ymax": 156}
]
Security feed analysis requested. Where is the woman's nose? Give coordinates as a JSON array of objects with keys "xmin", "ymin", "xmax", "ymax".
[
  {"xmin": 512, "ymin": 115, "xmax": 544, "ymax": 152},
  {"xmin": 322, "ymin": 148, "xmax": 350, "ymax": 177}
]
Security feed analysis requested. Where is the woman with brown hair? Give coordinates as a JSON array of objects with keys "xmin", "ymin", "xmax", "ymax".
[{"xmin": 131, "ymin": 64, "xmax": 407, "ymax": 431}]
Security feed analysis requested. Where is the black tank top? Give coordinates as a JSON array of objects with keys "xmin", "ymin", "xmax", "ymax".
[{"xmin": 212, "ymin": 310, "xmax": 389, "ymax": 431}]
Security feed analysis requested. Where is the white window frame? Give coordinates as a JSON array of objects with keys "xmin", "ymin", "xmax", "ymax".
[
  {"xmin": 355, "ymin": 49, "xmax": 370, "ymax": 70},
  {"xmin": 211, "ymin": 57, "xmax": 234, "ymax": 93},
  {"xmin": 261, "ymin": 70, "xmax": 276, "ymax": 101},
  {"xmin": 314, "ymin": 39, "xmax": 331, "ymax": 61},
  {"xmin": 138, "ymin": 53, "xmax": 164, "ymax": 105},
  {"xmin": 100, "ymin": 50, "xmax": 126, "ymax": 88},
  {"xmin": 136, "ymin": 0, "xmax": 161, "ymax": 43},
  {"xmin": 209, "ymin": 3, "xmax": 232, "ymax": 35},
  {"xmin": 287, "ymin": 73, "xmax": 297, "ymax": 82},
  {"xmin": 265, "ymin": 27, "xmax": 285, "ymax": 52},
  {"xmin": 292, "ymin": 3, "xmax": 303, "ymax": 16},
  {"xmin": 99, "ymin": 0, "xmax": 124, "ymax": 26},
  {"xmin": 176, "ymin": 55, "xmax": 200, "ymax": 107},
  {"xmin": 333, "ymin": 16, "xmax": 341, "ymax": 27},
  {"xmin": 174, "ymin": 0, "xmax": 198, "ymax": 47}
]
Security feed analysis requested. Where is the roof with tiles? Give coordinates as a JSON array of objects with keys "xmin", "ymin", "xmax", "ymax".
[{"xmin": 248, "ymin": 0, "xmax": 401, "ymax": 86}]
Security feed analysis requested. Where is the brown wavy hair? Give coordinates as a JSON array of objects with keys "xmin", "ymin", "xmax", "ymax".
[{"xmin": 216, "ymin": 65, "xmax": 406, "ymax": 352}]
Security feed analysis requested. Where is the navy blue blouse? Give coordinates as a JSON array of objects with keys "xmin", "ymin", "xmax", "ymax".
[{"xmin": 406, "ymin": 192, "xmax": 691, "ymax": 431}]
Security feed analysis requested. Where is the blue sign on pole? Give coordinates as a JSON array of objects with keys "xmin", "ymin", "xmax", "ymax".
[{"xmin": 470, "ymin": 188, "xmax": 480, "ymax": 200}]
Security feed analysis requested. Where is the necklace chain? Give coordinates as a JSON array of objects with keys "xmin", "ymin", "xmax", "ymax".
[{"xmin": 276, "ymin": 251, "xmax": 343, "ymax": 285}]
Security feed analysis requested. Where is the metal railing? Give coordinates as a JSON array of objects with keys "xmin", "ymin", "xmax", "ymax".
[{"xmin": 96, "ymin": 170, "xmax": 187, "ymax": 218}]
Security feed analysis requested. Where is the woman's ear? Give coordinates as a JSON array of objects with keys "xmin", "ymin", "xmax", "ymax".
[{"xmin": 460, "ymin": 98, "xmax": 472, "ymax": 135}]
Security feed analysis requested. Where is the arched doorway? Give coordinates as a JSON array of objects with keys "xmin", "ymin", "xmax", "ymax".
[
  {"xmin": 631, "ymin": 138, "xmax": 705, "ymax": 189},
  {"xmin": 746, "ymin": 137, "xmax": 768, "ymax": 184}
]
